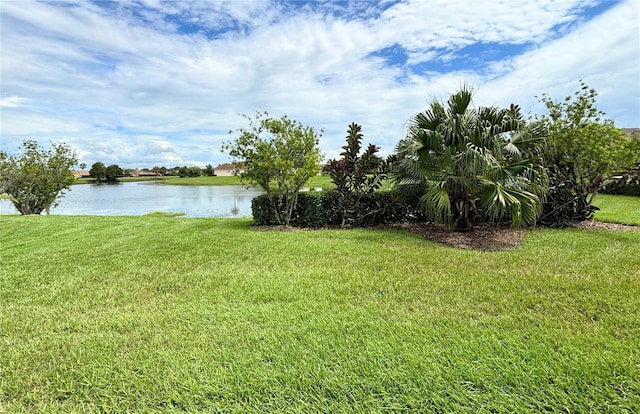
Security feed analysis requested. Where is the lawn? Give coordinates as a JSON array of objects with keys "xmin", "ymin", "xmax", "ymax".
[
  {"xmin": 593, "ymin": 193, "xmax": 640, "ymax": 225},
  {"xmin": 161, "ymin": 175, "xmax": 243, "ymax": 186},
  {"xmin": 161, "ymin": 174, "xmax": 335, "ymax": 190},
  {"xmin": 1, "ymin": 201, "xmax": 639, "ymax": 412}
]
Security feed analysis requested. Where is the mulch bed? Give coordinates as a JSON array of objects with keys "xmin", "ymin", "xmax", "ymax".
[
  {"xmin": 382, "ymin": 222, "xmax": 528, "ymax": 251},
  {"xmin": 385, "ymin": 221, "xmax": 638, "ymax": 251}
]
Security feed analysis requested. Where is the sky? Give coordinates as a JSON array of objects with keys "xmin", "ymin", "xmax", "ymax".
[{"xmin": 1, "ymin": 0, "xmax": 639, "ymax": 169}]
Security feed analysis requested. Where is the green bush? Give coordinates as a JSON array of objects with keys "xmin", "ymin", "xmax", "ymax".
[
  {"xmin": 601, "ymin": 163, "xmax": 640, "ymax": 197},
  {"xmin": 291, "ymin": 192, "xmax": 341, "ymax": 227},
  {"xmin": 252, "ymin": 191, "xmax": 409, "ymax": 227},
  {"xmin": 602, "ymin": 182, "xmax": 640, "ymax": 197}
]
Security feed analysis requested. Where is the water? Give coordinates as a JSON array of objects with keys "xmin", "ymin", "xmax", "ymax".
[{"xmin": 0, "ymin": 182, "xmax": 264, "ymax": 218}]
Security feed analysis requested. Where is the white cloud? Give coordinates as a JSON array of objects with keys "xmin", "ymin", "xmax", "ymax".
[
  {"xmin": 476, "ymin": 0, "xmax": 640, "ymax": 125},
  {"xmin": 0, "ymin": 96, "xmax": 29, "ymax": 108}
]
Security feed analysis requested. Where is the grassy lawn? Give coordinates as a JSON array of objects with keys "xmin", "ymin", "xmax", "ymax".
[
  {"xmin": 1, "ymin": 202, "xmax": 639, "ymax": 412},
  {"xmin": 161, "ymin": 176, "xmax": 243, "ymax": 186},
  {"xmin": 162, "ymin": 174, "xmax": 335, "ymax": 190},
  {"xmin": 593, "ymin": 194, "xmax": 640, "ymax": 225},
  {"xmin": 75, "ymin": 176, "xmax": 171, "ymax": 185}
]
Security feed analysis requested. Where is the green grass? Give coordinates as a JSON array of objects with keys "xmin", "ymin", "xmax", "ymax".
[
  {"xmin": 162, "ymin": 174, "xmax": 335, "ymax": 189},
  {"xmin": 1, "ymin": 210, "xmax": 639, "ymax": 412},
  {"xmin": 74, "ymin": 177, "xmax": 171, "ymax": 185},
  {"xmin": 593, "ymin": 194, "xmax": 640, "ymax": 225},
  {"xmin": 304, "ymin": 175, "xmax": 335, "ymax": 190},
  {"xmin": 144, "ymin": 211, "xmax": 186, "ymax": 217},
  {"xmin": 161, "ymin": 175, "xmax": 243, "ymax": 185}
]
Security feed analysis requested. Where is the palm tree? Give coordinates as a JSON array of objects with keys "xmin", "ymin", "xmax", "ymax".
[{"xmin": 393, "ymin": 86, "xmax": 547, "ymax": 231}]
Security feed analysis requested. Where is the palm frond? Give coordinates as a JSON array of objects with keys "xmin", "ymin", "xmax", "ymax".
[
  {"xmin": 424, "ymin": 184, "xmax": 453, "ymax": 227},
  {"xmin": 479, "ymin": 181, "xmax": 541, "ymax": 227}
]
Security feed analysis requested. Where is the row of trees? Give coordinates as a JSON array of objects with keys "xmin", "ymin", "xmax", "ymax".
[
  {"xmin": 225, "ymin": 82, "xmax": 639, "ymax": 229},
  {"xmin": 85, "ymin": 163, "xmax": 217, "ymax": 183},
  {"xmin": 88, "ymin": 162, "xmax": 123, "ymax": 183}
]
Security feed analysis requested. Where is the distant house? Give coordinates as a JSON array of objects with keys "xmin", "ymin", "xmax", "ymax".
[
  {"xmin": 214, "ymin": 163, "xmax": 244, "ymax": 177},
  {"xmin": 130, "ymin": 169, "xmax": 157, "ymax": 177},
  {"xmin": 72, "ymin": 170, "xmax": 91, "ymax": 179},
  {"xmin": 621, "ymin": 128, "xmax": 639, "ymax": 138}
]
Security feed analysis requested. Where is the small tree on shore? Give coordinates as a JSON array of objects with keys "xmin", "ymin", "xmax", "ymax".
[
  {"xmin": 89, "ymin": 162, "xmax": 107, "ymax": 183},
  {"xmin": 223, "ymin": 112, "xmax": 323, "ymax": 226},
  {"xmin": 0, "ymin": 140, "xmax": 77, "ymax": 215},
  {"xmin": 105, "ymin": 164, "xmax": 123, "ymax": 183}
]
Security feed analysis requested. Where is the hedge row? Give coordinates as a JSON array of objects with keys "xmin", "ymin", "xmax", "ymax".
[
  {"xmin": 251, "ymin": 191, "xmax": 410, "ymax": 227},
  {"xmin": 601, "ymin": 182, "xmax": 640, "ymax": 197}
]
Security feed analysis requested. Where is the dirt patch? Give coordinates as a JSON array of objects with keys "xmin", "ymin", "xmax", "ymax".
[{"xmin": 573, "ymin": 221, "xmax": 640, "ymax": 232}]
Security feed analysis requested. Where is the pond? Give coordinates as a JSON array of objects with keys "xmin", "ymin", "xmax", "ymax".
[{"xmin": 0, "ymin": 182, "xmax": 265, "ymax": 218}]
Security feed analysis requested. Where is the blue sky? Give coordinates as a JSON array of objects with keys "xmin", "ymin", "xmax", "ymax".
[{"xmin": 1, "ymin": 0, "xmax": 638, "ymax": 169}]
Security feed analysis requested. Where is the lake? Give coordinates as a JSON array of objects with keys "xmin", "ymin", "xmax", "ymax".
[{"xmin": 0, "ymin": 182, "xmax": 264, "ymax": 218}]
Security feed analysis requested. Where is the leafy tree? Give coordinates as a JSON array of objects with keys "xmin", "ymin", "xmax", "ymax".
[
  {"xmin": 204, "ymin": 164, "xmax": 215, "ymax": 176},
  {"xmin": 89, "ymin": 162, "xmax": 107, "ymax": 183},
  {"xmin": 537, "ymin": 81, "xmax": 639, "ymax": 226},
  {"xmin": 0, "ymin": 140, "xmax": 77, "ymax": 215},
  {"xmin": 79, "ymin": 162, "xmax": 87, "ymax": 170},
  {"xmin": 324, "ymin": 123, "xmax": 387, "ymax": 226},
  {"xmin": 223, "ymin": 112, "xmax": 323, "ymax": 226},
  {"xmin": 392, "ymin": 86, "xmax": 547, "ymax": 231},
  {"xmin": 105, "ymin": 164, "xmax": 123, "ymax": 183},
  {"xmin": 187, "ymin": 166, "xmax": 202, "ymax": 177}
]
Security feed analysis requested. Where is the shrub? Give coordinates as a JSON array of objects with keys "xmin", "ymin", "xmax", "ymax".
[
  {"xmin": 252, "ymin": 191, "xmax": 409, "ymax": 227},
  {"xmin": 291, "ymin": 192, "xmax": 341, "ymax": 227},
  {"xmin": 224, "ymin": 112, "xmax": 323, "ymax": 226},
  {"xmin": 1, "ymin": 140, "xmax": 77, "ymax": 215},
  {"xmin": 324, "ymin": 123, "xmax": 388, "ymax": 227},
  {"xmin": 602, "ymin": 164, "xmax": 640, "ymax": 196},
  {"xmin": 537, "ymin": 82, "xmax": 638, "ymax": 226}
]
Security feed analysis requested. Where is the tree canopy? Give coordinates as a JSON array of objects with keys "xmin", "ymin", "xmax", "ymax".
[
  {"xmin": 0, "ymin": 140, "xmax": 77, "ymax": 215},
  {"xmin": 223, "ymin": 112, "xmax": 323, "ymax": 226},
  {"xmin": 537, "ymin": 81, "xmax": 640, "ymax": 226},
  {"xmin": 89, "ymin": 162, "xmax": 107, "ymax": 183}
]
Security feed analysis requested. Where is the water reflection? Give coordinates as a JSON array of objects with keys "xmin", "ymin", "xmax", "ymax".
[{"xmin": 0, "ymin": 182, "xmax": 264, "ymax": 218}]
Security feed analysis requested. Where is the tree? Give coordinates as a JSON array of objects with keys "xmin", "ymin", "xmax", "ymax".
[
  {"xmin": 0, "ymin": 140, "xmax": 77, "ymax": 215},
  {"xmin": 105, "ymin": 164, "xmax": 123, "ymax": 183},
  {"xmin": 537, "ymin": 81, "xmax": 639, "ymax": 226},
  {"xmin": 178, "ymin": 166, "xmax": 189, "ymax": 178},
  {"xmin": 204, "ymin": 164, "xmax": 215, "ymax": 176},
  {"xmin": 89, "ymin": 162, "xmax": 107, "ymax": 183},
  {"xmin": 392, "ymin": 86, "xmax": 547, "ymax": 231},
  {"xmin": 223, "ymin": 112, "xmax": 323, "ymax": 226},
  {"xmin": 187, "ymin": 166, "xmax": 202, "ymax": 177},
  {"xmin": 79, "ymin": 162, "xmax": 87, "ymax": 170},
  {"xmin": 324, "ymin": 123, "xmax": 387, "ymax": 226}
]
